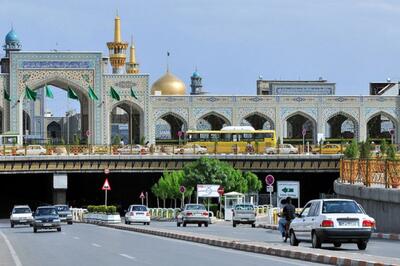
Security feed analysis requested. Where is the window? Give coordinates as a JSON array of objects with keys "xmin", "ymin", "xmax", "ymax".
[
  {"xmin": 13, "ymin": 208, "xmax": 31, "ymax": 214},
  {"xmin": 185, "ymin": 205, "xmax": 206, "ymax": 211},
  {"xmin": 322, "ymin": 201, "xmax": 362, "ymax": 214},
  {"xmin": 131, "ymin": 206, "xmax": 147, "ymax": 211},
  {"xmin": 300, "ymin": 203, "xmax": 311, "ymax": 217},
  {"xmin": 308, "ymin": 202, "xmax": 320, "ymax": 217},
  {"xmin": 234, "ymin": 204, "xmax": 254, "ymax": 210}
]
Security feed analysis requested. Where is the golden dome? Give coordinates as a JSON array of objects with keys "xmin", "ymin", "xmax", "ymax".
[{"xmin": 151, "ymin": 71, "xmax": 186, "ymax": 95}]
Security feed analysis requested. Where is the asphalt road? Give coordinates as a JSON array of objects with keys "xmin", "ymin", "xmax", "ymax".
[
  {"xmin": 149, "ymin": 220, "xmax": 400, "ymax": 260},
  {"xmin": 0, "ymin": 221, "xmax": 324, "ymax": 266}
]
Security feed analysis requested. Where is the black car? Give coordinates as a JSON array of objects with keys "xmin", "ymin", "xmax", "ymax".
[{"xmin": 33, "ymin": 206, "xmax": 61, "ymax": 233}]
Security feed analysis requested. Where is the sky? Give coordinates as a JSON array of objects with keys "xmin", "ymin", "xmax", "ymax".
[{"xmin": 1, "ymin": 0, "xmax": 400, "ymax": 112}]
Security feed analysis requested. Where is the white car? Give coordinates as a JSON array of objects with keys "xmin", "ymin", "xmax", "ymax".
[
  {"xmin": 124, "ymin": 205, "xmax": 150, "ymax": 225},
  {"xmin": 175, "ymin": 144, "xmax": 208, "ymax": 154},
  {"xmin": 265, "ymin": 144, "xmax": 298, "ymax": 154},
  {"xmin": 289, "ymin": 199, "xmax": 375, "ymax": 250},
  {"xmin": 16, "ymin": 145, "xmax": 46, "ymax": 156},
  {"xmin": 10, "ymin": 205, "xmax": 34, "ymax": 227},
  {"xmin": 117, "ymin": 145, "xmax": 148, "ymax": 155}
]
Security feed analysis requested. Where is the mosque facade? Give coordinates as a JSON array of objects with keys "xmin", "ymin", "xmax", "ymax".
[{"xmin": 0, "ymin": 16, "xmax": 399, "ymax": 145}]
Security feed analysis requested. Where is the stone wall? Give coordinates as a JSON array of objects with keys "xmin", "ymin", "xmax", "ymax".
[{"xmin": 334, "ymin": 181, "xmax": 400, "ymax": 233}]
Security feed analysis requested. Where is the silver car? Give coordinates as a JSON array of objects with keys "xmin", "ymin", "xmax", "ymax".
[
  {"xmin": 177, "ymin": 204, "xmax": 210, "ymax": 227},
  {"xmin": 232, "ymin": 204, "xmax": 256, "ymax": 228},
  {"xmin": 10, "ymin": 205, "xmax": 34, "ymax": 227},
  {"xmin": 54, "ymin": 205, "xmax": 73, "ymax": 224}
]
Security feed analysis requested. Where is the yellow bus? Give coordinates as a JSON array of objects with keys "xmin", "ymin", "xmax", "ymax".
[{"xmin": 185, "ymin": 126, "xmax": 277, "ymax": 154}]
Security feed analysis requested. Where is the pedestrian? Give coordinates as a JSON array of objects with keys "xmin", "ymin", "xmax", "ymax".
[{"xmin": 278, "ymin": 199, "xmax": 287, "ymax": 240}]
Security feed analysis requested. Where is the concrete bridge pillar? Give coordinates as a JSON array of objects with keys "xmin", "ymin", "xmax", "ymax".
[{"xmin": 53, "ymin": 173, "xmax": 67, "ymax": 205}]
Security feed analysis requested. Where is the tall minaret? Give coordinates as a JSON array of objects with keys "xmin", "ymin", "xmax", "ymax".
[
  {"xmin": 107, "ymin": 14, "xmax": 128, "ymax": 74},
  {"xmin": 126, "ymin": 36, "xmax": 140, "ymax": 74}
]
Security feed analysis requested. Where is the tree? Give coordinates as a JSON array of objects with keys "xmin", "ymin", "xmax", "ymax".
[
  {"xmin": 243, "ymin": 172, "xmax": 262, "ymax": 193},
  {"xmin": 344, "ymin": 139, "xmax": 359, "ymax": 159},
  {"xmin": 380, "ymin": 139, "xmax": 388, "ymax": 157},
  {"xmin": 112, "ymin": 135, "xmax": 121, "ymax": 145},
  {"xmin": 387, "ymin": 144, "xmax": 397, "ymax": 161},
  {"xmin": 359, "ymin": 140, "xmax": 371, "ymax": 159}
]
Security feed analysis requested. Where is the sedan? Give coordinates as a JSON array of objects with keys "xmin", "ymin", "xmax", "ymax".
[
  {"xmin": 177, "ymin": 204, "xmax": 210, "ymax": 227},
  {"xmin": 16, "ymin": 145, "xmax": 46, "ymax": 156},
  {"xmin": 54, "ymin": 205, "xmax": 73, "ymax": 224},
  {"xmin": 265, "ymin": 144, "xmax": 298, "ymax": 154},
  {"xmin": 33, "ymin": 206, "xmax": 61, "ymax": 233},
  {"xmin": 124, "ymin": 205, "xmax": 151, "ymax": 225},
  {"xmin": 117, "ymin": 145, "xmax": 148, "ymax": 155},
  {"xmin": 10, "ymin": 205, "xmax": 34, "ymax": 227},
  {"xmin": 289, "ymin": 199, "xmax": 375, "ymax": 250},
  {"xmin": 312, "ymin": 144, "xmax": 344, "ymax": 154},
  {"xmin": 175, "ymin": 144, "xmax": 208, "ymax": 155}
]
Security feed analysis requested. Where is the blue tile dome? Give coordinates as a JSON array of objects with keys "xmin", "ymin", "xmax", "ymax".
[
  {"xmin": 192, "ymin": 71, "xmax": 200, "ymax": 78},
  {"xmin": 5, "ymin": 29, "xmax": 19, "ymax": 44}
]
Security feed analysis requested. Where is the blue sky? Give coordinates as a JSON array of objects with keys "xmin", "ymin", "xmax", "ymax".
[{"xmin": 2, "ymin": 0, "xmax": 400, "ymax": 103}]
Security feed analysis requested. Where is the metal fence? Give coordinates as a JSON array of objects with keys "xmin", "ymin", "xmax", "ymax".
[{"xmin": 340, "ymin": 159, "xmax": 400, "ymax": 188}]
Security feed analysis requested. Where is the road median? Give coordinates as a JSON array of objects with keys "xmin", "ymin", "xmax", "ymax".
[{"xmin": 86, "ymin": 221, "xmax": 400, "ymax": 266}]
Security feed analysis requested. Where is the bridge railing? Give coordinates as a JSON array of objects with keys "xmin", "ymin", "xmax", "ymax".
[{"xmin": 340, "ymin": 159, "xmax": 400, "ymax": 188}]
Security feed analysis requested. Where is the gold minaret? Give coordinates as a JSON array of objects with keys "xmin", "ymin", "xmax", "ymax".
[
  {"xmin": 107, "ymin": 13, "xmax": 128, "ymax": 74},
  {"xmin": 126, "ymin": 36, "xmax": 140, "ymax": 74}
]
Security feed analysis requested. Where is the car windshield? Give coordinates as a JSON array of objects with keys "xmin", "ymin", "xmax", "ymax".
[
  {"xmin": 55, "ymin": 206, "xmax": 69, "ymax": 211},
  {"xmin": 234, "ymin": 204, "xmax": 254, "ymax": 210},
  {"xmin": 132, "ymin": 206, "xmax": 147, "ymax": 211},
  {"xmin": 322, "ymin": 201, "xmax": 363, "ymax": 214},
  {"xmin": 37, "ymin": 208, "xmax": 57, "ymax": 216},
  {"xmin": 13, "ymin": 208, "xmax": 31, "ymax": 214},
  {"xmin": 185, "ymin": 205, "xmax": 206, "ymax": 211}
]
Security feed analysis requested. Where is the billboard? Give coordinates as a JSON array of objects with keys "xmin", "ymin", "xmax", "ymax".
[{"xmin": 197, "ymin": 184, "xmax": 220, "ymax": 198}]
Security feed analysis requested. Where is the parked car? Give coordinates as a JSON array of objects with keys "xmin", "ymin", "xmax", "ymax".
[
  {"xmin": 33, "ymin": 206, "xmax": 61, "ymax": 233},
  {"xmin": 177, "ymin": 204, "xmax": 210, "ymax": 227},
  {"xmin": 265, "ymin": 144, "xmax": 298, "ymax": 154},
  {"xmin": 124, "ymin": 205, "xmax": 151, "ymax": 225},
  {"xmin": 10, "ymin": 205, "xmax": 34, "ymax": 228},
  {"xmin": 174, "ymin": 144, "xmax": 208, "ymax": 155},
  {"xmin": 118, "ymin": 145, "xmax": 148, "ymax": 155},
  {"xmin": 16, "ymin": 145, "xmax": 46, "ymax": 156},
  {"xmin": 289, "ymin": 199, "xmax": 375, "ymax": 250},
  {"xmin": 54, "ymin": 205, "xmax": 73, "ymax": 224},
  {"xmin": 232, "ymin": 203, "xmax": 256, "ymax": 228},
  {"xmin": 312, "ymin": 144, "xmax": 344, "ymax": 154}
]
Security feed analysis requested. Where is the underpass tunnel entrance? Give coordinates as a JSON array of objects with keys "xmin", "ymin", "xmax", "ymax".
[{"xmin": 241, "ymin": 113, "xmax": 274, "ymax": 130}]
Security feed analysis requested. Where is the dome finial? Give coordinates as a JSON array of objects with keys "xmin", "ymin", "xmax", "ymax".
[{"xmin": 166, "ymin": 51, "xmax": 170, "ymax": 73}]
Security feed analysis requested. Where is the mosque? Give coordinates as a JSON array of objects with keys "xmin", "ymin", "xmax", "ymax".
[{"xmin": 0, "ymin": 15, "xmax": 398, "ymax": 145}]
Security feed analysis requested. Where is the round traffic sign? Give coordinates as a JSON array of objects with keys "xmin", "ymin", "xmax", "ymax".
[
  {"xmin": 86, "ymin": 129, "xmax": 92, "ymax": 137},
  {"xmin": 302, "ymin": 128, "xmax": 307, "ymax": 137},
  {"xmin": 217, "ymin": 186, "xmax": 224, "ymax": 195},
  {"xmin": 177, "ymin": 131, "xmax": 183, "ymax": 137},
  {"xmin": 140, "ymin": 192, "xmax": 145, "ymax": 199},
  {"xmin": 390, "ymin": 129, "xmax": 395, "ymax": 135},
  {"xmin": 179, "ymin": 185, "xmax": 186, "ymax": 193},
  {"xmin": 104, "ymin": 168, "xmax": 110, "ymax": 175},
  {"xmin": 265, "ymin": 174, "xmax": 275, "ymax": 186}
]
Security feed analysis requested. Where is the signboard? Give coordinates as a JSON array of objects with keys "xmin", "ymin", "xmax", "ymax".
[
  {"xmin": 277, "ymin": 181, "xmax": 299, "ymax": 198},
  {"xmin": 53, "ymin": 173, "xmax": 68, "ymax": 189},
  {"xmin": 179, "ymin": 186, "xmax": 186, "ymax": 193},
  {"xmin": 197, "ymin": 184, "xmax": 220, "ymax": 198},
  {"xmin": 102, "ymin": 178, "xmax": 111, "ymax": 191},
  {"xmin": 265, "ymin": 174, "xmax": 274, "ymax": 186},
  {"xmin": 317, "ymin": 133, "xmax": 325, "ymax": 144},
  {"xmin": 266, "ymin": 185, "xmax": 273, "ymax": 193},
  {"xmin": 140, "ymin": 192, "xmax": 145, "ymax": 199}
]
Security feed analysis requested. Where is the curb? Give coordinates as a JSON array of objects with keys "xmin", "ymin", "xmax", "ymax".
[
  {"xmin": 257, "ymin": 223, "xmax": 400, "ymax": 242},
  {"xmin": 86, "ymin": 221, "xmax": 399, "ymax": 266}
]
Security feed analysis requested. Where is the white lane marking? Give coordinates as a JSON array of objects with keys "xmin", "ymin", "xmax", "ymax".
[
  {"xmin": 119, "ymin": 254, "xmax": 136, "ymax": 260},
  {"xmin": 73, "ymin": 236, "xmax": 80, "ymax": 240},
  {"xmin": 0, "ymin": 230, "xmax": 22, "ymax": 266},
  {"xmin": 91, "ymin": 243, "xmax": 101, "ymax": 247}
]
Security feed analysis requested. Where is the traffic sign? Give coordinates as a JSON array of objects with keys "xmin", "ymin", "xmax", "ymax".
[
  {"xmin": 102, "ymin": 178, "xmax": 111, "ymax": 191},
  {"xmin": 266, "ymin": 185, "xmax": 273, "ymax": 193},
  {"xmin": 265, "ymin": 175, "xmax": 275, "ymax": 186},
  {"xmin": 179, "ymin": 186, "xmax": 186, "ymax": 193},
  {"xmin": 277, "ymin": 181, "xmax": 299, "ymax": 198},
  {"xmin": 86, "ymin": 129, "xmax": 92, "ymax": 137},
  {"xmin": 177, "ymin": 131, "xmax": 183, "ymax": 137},
  {"xmin": 390, "ymin": 129, "xmax": 395, "ymax": 135},
  {"xmin": 217, "ymin": 186, "xmax": 224, "ymax": 195},
  {"xmin": 104, "ymin": 168, "xmax": 110, "ymax": 175},
  {"xmin": 302, "ymin": 128, "xmax": 307, "ymax": 137},
  {"xmin": 140, "ymin": 192, "xmax": 145, "ymax": 199}
]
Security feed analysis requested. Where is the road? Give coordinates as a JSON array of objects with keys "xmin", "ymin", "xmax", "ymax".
[
  {"xmin": 0, "ymin": 221, "xmax": 324, "ymax": 266},
  {"xmin": 149, "ymin": 220, "xmax": 400, "ymax": 260}
]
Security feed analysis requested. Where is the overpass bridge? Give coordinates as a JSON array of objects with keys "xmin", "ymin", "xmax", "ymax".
[{"xmin": 0, "ymin": 154, "xmax": 341, "ymax": 174}]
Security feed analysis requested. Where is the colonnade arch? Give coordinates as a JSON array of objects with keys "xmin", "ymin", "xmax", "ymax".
[
  {"xmin": 110, "ymin": 100, "xmax": 143, "ymax": 144},
  {"xmin": 47, "ymin": 121, "xmax": 62, "ymax": 142},
  {"xmin": 240, "ymin": 112, "xmax": 274, "ymax": 130},
  {"xmin": 284, "ymin": 112, "xmax": 317, "ymax": 143},
  {"xmin": 326, "ymin": 112, "xmax": 359, "ymax": 140},
  {"xmin": 155, "ymin": 112, "xmax": 187, "ymax": 141},
  {"xmin": 196, "ymin": 112, "xmax": 231, "ymax": 130},
  {"xmin": 367, "ymin": 112, "xmax": 398, "ymax": 142}
]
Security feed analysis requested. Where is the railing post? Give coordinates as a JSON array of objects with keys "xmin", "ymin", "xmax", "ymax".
[{"xmin": 384, "ymin": 159, "xmax": 389, "ymax": 189}]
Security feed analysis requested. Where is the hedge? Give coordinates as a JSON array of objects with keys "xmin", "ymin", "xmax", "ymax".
[{"xmin": 87, "ymin": 205, "xmax": 117, "ymax": 214}]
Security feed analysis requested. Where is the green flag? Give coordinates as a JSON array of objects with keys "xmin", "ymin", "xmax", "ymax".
[
  {"xmin": 130, "ymin": 88, "xmax": 138, "ymax": 99},
  {"xmin": 25, "ymin": 86, "xmax": 37, "ymax": 101},
  {"xmin": 88, "ymin": 86, "xmax": 98, "ymax": 101},
  {"xmin": 4, "ymin": 90, "xmax": 11, "ymax": 101},
  {"xmin": 67, "ymin": 87, "xmax": 79, "ymax": 100},
  {"xmin": 45, "ymin": 85, "xmax": 54, "ymax": 99},
  {"xmin": 110, "ymin": 86, "xmax": 120, "ymax": 101}
]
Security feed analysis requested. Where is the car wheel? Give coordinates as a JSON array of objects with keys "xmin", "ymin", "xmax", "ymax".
[
  {"xmin": 143, "ymin": 222, "xmax": 147, "ymax": 225},
  {"xmin": 333, "ymin": 242, "xmax": 341, "ymax": 248},
  {"xmin": 68, "ymin": 221, "xmax": 73, "ymax": 225},
  {"xmin": 312, "ymin": 232, "xmax": 321, "ymax": 248},
  {"xmin": 233, "ymin": 222, "xmax": 236, "ymax": 228},
  {"xmin": 290, "ymin": 230, "xmax": 299, "ymax": 246},
  {"xmin": 177, "ymin": 222, "xmax": 181, "ymax": 227},
  {"xmin": 357, "ymin": 241, "xmax": 367, "ymax": 250},
  {"xmin": 57, "ymin": 227, "xmax": 61, "ymax": 232},
  {"xmin": 204, "ymin": 223, "xmax": 208, "ymax": 227},
  {"xmin": 147, "ymin": 222, "xmax": 150, "ymax": 226},
  {"xmin": 33, "ymin": 228, "xmax": 37, "ymax": 233},
  {"xmin": 182, "ymin": 222, "xmax": 186, "ymax": 227},
  {"xmin": 198, "ymin": 223, "xmax": 202, "ymax": 227},
  {"xmin": 10, "ymin": 223, "xmax": 14, "ymax": 228}
]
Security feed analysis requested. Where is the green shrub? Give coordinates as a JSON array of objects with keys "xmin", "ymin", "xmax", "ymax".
[
  {"xmin": 344, "ymin": 139, "xmax": 359, "ymax": 159},
  {"xmin": 359, "ymin": 141, "xmax": 371, "ymax": 159},
  {"xmin": 387, "ymin": 144, "xmax": 397, "ymax": 161},
  {"xmin": 107, "ymin": 206, "xmax": 117, "ymax": 214}
]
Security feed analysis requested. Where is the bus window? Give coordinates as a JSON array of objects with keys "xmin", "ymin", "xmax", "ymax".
[
  {"xmin": 221, "ymin": 133, "xmax": 231, "ymax": 141},
  {"xmin": 243, "ymin": 133, "xmax": 253, "ymax": 140},
  {"xmin": 210, "ymin": 134, "xmax": 219, "ymax": 141},
  {"xmin": 265, "ymin": 133, "xmax": 274, "ymax": 139},
  {"xmin": 199, "ymin": 134, "xmax": 209, "ymax": 141},
  {"xmin": 232, "ymin": 134, "xmax": 237, "ymax": 142}
]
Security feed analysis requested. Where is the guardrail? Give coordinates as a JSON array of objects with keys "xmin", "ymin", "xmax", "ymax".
[{"xmin": 340, "ymin": 159, "xmax": 400, "ymax": 188}]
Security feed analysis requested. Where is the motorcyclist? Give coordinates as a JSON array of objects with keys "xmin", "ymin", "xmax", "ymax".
[{"xmin": 282, "ymin": 197, "xmax": 296, "ymax": 242}]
